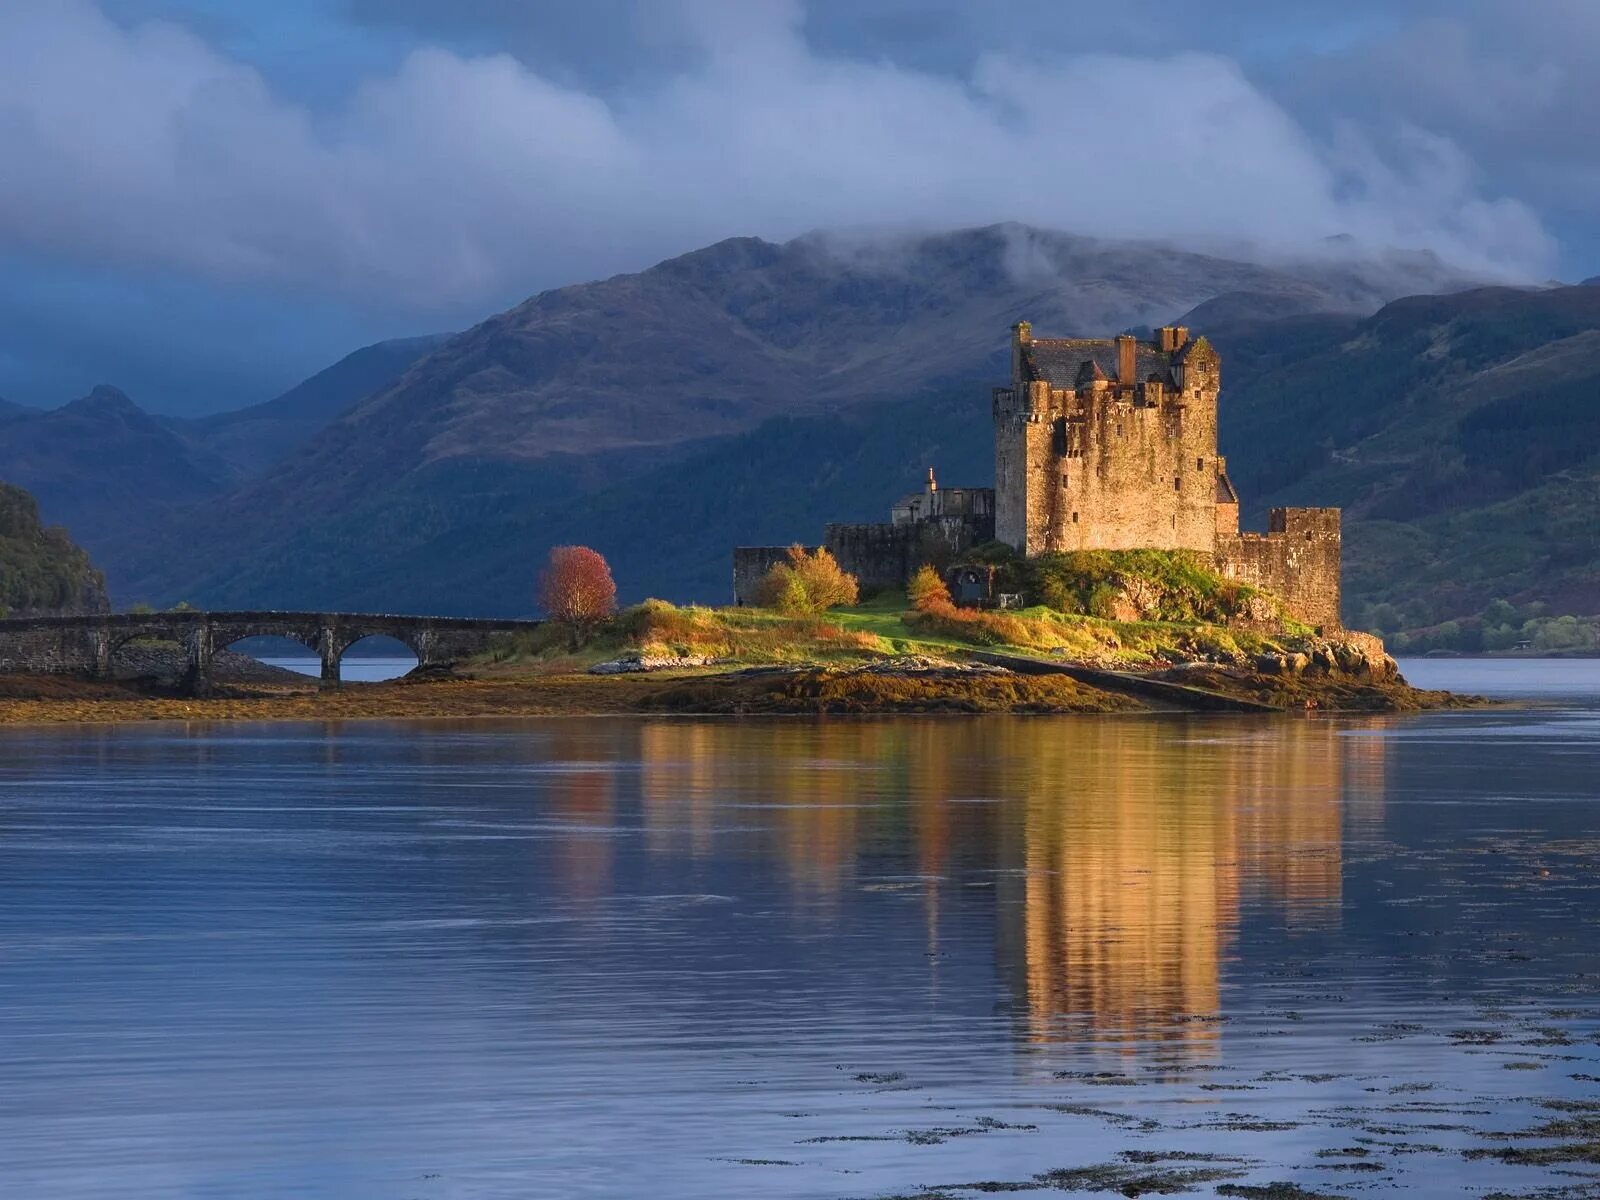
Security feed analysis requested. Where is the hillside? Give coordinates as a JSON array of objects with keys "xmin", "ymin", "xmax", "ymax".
[
  {"xmin": 1206, "ymin": 285, "xmax": 1600, "ymax": 627},
  {"xmin": 108, "ymin": 224, "xmax": 1477, "ymax": 610},
  {"xmin": 0, "ymin": 482, "xmax": 107, "ymax": 616},
  {"xmin": 178, "ymin": 334, "xmax": 448, "ymax": 476}
]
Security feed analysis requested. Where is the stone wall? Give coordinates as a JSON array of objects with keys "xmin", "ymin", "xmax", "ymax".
[
  {"xmin": 1216, "ymin": 508, "xmax": 1342, "ymax": 632},
  {"xmin": 826, "ymin": 515, "xmax": 989, "ymax": 594},
  {"xmin": 733, "ymin": 508, "xmax": 993, "ymax": 604}
]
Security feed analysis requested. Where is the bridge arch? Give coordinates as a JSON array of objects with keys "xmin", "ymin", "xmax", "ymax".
[
  {"xmin": 104, "ymin": 624, "xmax": 193, "ymax": 682},
  {"xmin": 327, "ymin": 634, "xmax": 418, "ymax": 683}
]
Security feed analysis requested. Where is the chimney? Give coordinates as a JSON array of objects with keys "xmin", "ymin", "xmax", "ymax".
[
  {"xmin": 1011, "ymin": 320, "xmax": 1032, "ymax": 386},
  {"xmin": 927, "ymin": 467, "xmax": 938, "ymax": 494},
  {"xmin": 1157, "ymin": 326, "xmax": 1174, "ymax": 352},
  {"xmin": 1116, "ymin": 333, "xmax": 1137, "ymax": 386},
  {"xmin": 1173, "ymin": 326, "xmax": 1189, "ymax": 350}
]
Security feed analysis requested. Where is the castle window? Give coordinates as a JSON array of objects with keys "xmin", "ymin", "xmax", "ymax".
[
  {"xmin": 1174, "ymin": 476, "xmax": 1181, "ymax": 491},
  {"xmin": 1196, "ymin": 457, "xmax": 1205, "ymax": 471},
  {"xmin": 1072, "ymin": 512, "xmax": 1079, "ymax": 524},
  {"xmin": 1116, "ymin": 422, "xmax": 1124, "ymax": 437},
  {"xmin": 1061, "ymin": 472, "xmax": 1069, "ymax": 489}
]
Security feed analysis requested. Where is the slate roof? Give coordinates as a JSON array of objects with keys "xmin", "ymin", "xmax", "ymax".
[
  {"xmin": 1216, "ymin": 471, "xmax": 1239, "ymax": 505},
  {"xmin": 1022, "ymin": 338, "xmax": 1178, "ymax": 389}
]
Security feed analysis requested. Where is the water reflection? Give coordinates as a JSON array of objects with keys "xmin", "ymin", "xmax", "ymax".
[{"xmin": 636, "ymin": 717, "xmax": 1377, "ymax": 1054}]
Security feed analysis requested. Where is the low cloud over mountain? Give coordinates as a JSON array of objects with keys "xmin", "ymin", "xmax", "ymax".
[{"xmin": 3, "ymin": 1, "xmax": 1556, "ymax": 308}]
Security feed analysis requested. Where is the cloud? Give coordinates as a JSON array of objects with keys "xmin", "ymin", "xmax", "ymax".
[{"xmin": 0, "ymin": 0, "xmax": 1558, "ymax": 315}]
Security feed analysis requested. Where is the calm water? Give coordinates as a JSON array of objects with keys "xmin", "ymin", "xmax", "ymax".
[
  {"xmin": 2, "ymin": 659, "xmax": 1598, "ymax": 1198},
  {"xmin": 258, "ymin": 656, "xmax": 417, "ymax": 682}
]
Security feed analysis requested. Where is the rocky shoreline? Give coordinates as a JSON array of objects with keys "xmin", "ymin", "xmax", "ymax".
[{"xmin": 0, "ymin": 648, "xmax": 1466, "ymax": 726}]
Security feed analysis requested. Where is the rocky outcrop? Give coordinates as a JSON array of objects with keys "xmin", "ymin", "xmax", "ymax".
[{"xmin": 1255, "ymin": 631, "xmax": 1398, "ymax": 682}]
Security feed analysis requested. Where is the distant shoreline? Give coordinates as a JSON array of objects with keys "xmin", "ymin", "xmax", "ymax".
[{"xmin": 1409, "ymin": 650, "xmax": 1600, "ymax": 660}]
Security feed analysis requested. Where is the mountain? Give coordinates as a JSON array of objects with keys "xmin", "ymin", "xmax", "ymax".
[
  {"xmin": 179, "ymin": 334, "xmax": 448, "ymax": 476},
  {"xmin": 0, "ymin": 481, "xmax": 107, "ymax": 616},
  {"xmin": 1204, "ymin": 284, "xmax": 1600, "ymax": 628},
  {"xmin": 112, "ymin": 224, "xmax": 1482, "ymax": 611},
  {"xmin": 0, "ymin": 386, "xmax": 235, "ymax": 560},
  {"xmin": 0, "ymin": 336, "xmax": 447, "ymax": 574}
]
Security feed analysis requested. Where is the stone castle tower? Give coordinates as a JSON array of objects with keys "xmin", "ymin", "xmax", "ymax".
[
  {"xmin": 994, "ymin": 322, "xmax": 1225, "ymax": 554},
  {"xmin": 993, "ymin": 321, "xmax": 1342, "ymax": 629}
]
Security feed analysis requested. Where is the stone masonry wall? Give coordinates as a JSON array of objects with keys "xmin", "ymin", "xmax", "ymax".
[
  {"xmin": 826, "ymin": 516, "xmax": 987, "ymax": 594},
  {"xmin": 1216, "ymin": 508, "xmax": 1342, "ymax": 632}
]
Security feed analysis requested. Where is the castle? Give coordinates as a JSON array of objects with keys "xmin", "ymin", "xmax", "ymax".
[{"xmin": 733, "ymin": 322, "xmax": 1342, "ymax": 630}]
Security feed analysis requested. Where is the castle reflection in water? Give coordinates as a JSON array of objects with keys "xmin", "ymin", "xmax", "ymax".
[{"xmin": 538, "ymin": 717, "xmax": 1388, "ymax": 1055}]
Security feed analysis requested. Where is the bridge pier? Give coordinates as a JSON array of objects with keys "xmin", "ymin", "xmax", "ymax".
[
  {"xmin": 319, "ymin": 625, "xmax": 342, "ymax": 688},
  {"xmin": 181, "ymin": 622, "xmax": 214, "ymax": 697},
  {"xmin": 86, "ymin": 626, "xmax": 112, "ymax": 679},
  {"xmin": 409, "ymin": 629, "xmax": 434, "ymax": 672}
]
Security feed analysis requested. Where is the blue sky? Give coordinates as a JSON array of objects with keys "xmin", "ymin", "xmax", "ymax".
[{"xmin": 4, "ymin": 0, "xmax": 1597, "ymax": 414}]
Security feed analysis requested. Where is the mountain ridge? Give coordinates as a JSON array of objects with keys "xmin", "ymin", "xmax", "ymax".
[{"xmin": 104, "ymin": 223, "xmax": 1486, "ymax": 607}]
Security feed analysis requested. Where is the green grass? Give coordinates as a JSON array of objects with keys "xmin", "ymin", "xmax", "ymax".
[{"xmin": 484, "ymin": 589, "xmax": 1306, "ymax": 675}]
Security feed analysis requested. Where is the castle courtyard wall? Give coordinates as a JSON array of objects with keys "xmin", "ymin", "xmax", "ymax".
[
  {"xmin": 826, "ymin": 515, "xmax": 989, "ymax": 594},
  {"xmin": 1216, "ymin": 508, "xmax": 1342, "ymax": 632}
]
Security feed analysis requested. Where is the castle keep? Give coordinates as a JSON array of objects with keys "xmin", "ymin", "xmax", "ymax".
[{"xmin": 733, "ymin": 322, "xmax": 1342, "ymax": 630}]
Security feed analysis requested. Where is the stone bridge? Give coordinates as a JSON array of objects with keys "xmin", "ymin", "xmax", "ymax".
[{"xmin": 0, "ymin": 611, "xmax": 544, "ymax": 693}]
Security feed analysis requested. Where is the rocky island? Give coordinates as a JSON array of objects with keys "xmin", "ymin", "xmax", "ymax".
[{"xmin": 0, "ymin": 564, "xmax": 1450, "ymax": 724}]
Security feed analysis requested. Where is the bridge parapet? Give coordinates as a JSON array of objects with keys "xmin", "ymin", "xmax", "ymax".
[{"xmin": 0, "ymin": 611, "xmax": 543, "ymax": 693}]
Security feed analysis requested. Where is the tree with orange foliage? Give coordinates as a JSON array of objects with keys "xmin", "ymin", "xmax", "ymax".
[
  {"xmin": 538, "ymin": 545, "xmax": 617, "ymax": 643},
  {"xmin": 907, "ymin": 564, "xmax": 955, "ymax": 614},
  {"xmin": 755, "ymin": 545, "xmax": 859, "ymax": 614}
]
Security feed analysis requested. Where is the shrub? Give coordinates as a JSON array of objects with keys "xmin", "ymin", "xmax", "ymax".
[
  {"xmin": 907, "ymin": 564, "xmax": 954, "ymax": 614},
  {"xmin": 1022, "ymin": 549, "xmax": 1274, "ymax": 625},
  {"xmin": 755, "ymin": 546, "xmax": 860, "ymax": 614}
]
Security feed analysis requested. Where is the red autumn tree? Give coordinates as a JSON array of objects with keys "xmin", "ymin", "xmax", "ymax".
[{"xmin": 538, "ymin": 545, "xmax": 617, "ymax": 641}]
